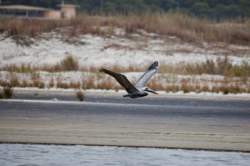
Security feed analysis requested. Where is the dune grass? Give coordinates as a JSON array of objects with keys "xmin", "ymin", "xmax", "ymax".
[
  {"xmin": 0, "ymin": 72, "xmax": 249, "ymax": 94},
  {"xmin": 1, "ymin": 55, "xmax": 249, "ymax": 79},
  {"xmin": 0, "ymin": 12, "xmax": 249, "ymax": 94},
  {"xmin": 0, "ymin": 12, "xmax": 249, "ymax": 46},
  {"xmin": 0, "ymin": 55, "xmax": 249, "ymax": 94}
]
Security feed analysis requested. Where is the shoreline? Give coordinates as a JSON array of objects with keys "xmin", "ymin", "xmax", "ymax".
[
  {"xmin": 12, "ymin": 88, "xmax": 250, "ymax": 101},
  {"xmin": 1, "ymin": 142, "xmax": 249, "ymax": 153}
]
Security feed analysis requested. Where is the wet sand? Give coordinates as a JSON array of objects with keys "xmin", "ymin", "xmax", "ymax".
[
  {"xmin": 1, "ymin": 115, "xmax": 250, "ymax": 152},
  {"xmin": 0, "ymin": 91, "xmax": 250, "ymax": 152}
]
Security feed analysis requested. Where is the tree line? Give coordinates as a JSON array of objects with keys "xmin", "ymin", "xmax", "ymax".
[{"xmin": 1, "ymin": 0, "xmax": 250, "ymax": 18}]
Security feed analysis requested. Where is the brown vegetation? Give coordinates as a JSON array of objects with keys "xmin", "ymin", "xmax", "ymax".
[
  {"xmin": 70, "ymin": 81, "xmax": 81, "ymax": 89},
  {"xmin": 9, "ymin": 73, "xmax": 20, "ymax": 87},
  {"xmin": 0, "ymin": 13, "xmax": 249, "ymax": 94},
  {"xmin": 2, "ymin": 56, "xmax": 249, "ymax": 79},
  {"xmin": 75, "ymin": 89, "xmax": 85, "ymax": 101},
  {"xmin": 166, "ymin": 84, "xmax": 179, "ymax": 93},
  {"xmin": 0, "ymin": 74, "xmax": 249, "ymax": 94},
  {"xmin": 82, "ymin": 78, "xmax": 95, "ymax": 90},
  {"xmin": 1, "ymin": 12, "xmax": 249, "ymax": 46},
  {"xmin": 57, "ymin": 55, "xmax": 79, "ymax": 71},
  {"xmin": 21, "ymin": 79, "xmax": 29, "ymax": 88},
  {"xmin": 57, "ymin": 79, "xmax": 70, "ymax": 89},
  {"xmin": 48, "ymin": 77, "xmax": 54, "ymax": 88},
  {"xmin": 0, "ymin": 83, "xmax": 14, "ymax": 99}
]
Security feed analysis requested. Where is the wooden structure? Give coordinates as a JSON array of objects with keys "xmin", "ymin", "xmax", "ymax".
[{"xmin": 0, "ymin": 4, "xmax": 79, "ymax": 19}]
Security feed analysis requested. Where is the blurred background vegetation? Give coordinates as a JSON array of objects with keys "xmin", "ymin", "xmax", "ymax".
[{"xmin": 1, "ymin": 0, "xmax": 250, "ymax": 18}]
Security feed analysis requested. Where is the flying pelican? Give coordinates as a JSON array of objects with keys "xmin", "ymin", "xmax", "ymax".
[{"xmin": 99, "ymin": 61, "xmax": 158, "ymax": 99}]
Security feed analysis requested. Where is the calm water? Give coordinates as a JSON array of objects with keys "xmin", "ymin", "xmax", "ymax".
[{"xmin": 0, "ymin": 144, "xmax": 249, "ymax": 166}]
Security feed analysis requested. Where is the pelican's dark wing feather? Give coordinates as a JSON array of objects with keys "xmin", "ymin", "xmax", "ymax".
[
  {"xmin": 99, "ymin": 68, "xmax": 138, "ymax": 93},
  {"xmin": 135, "ymin": 61, "xmax": 158, "ymax": 89}
]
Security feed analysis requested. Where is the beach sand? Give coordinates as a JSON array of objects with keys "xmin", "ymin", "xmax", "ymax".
[
  {"xmin": 1, "ymin": 90, "xmax": 250, "ymax": 151},
  {"xmin": 1, "ymin": 115, "xmax": 250, "ymax": 152}
]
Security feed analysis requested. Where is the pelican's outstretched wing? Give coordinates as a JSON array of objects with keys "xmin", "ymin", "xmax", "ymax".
[
  {"xmin": 99, "ymin": 68, "xmax": 138, "ymax": 93},
  {"xmin": 135, "ymin": 61, "xmax": 158, "ymax": 89}
]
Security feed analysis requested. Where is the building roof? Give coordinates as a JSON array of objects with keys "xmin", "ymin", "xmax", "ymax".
[
  {"xmin": 0, "ymin": 5, "xmax": 56, "ymax": 11},
  {"xmin": 57, "ymin": 4, "xmax": 80, "ymax": 8}
]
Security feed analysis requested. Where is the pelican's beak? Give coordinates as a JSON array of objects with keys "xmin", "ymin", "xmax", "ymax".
[{"xmin": 146, "ymin": 88, "xmax": 158, "ymax": 95}]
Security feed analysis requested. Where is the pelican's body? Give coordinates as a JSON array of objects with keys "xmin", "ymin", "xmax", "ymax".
[{"xmin": 99, "ymin": 61, "xmax": 158, "ymax": 99}]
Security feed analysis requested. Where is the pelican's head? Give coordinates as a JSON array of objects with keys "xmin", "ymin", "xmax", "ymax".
[{"xmin": 143, "ymin": 87, "xmax": 158, "ymax": 95}]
